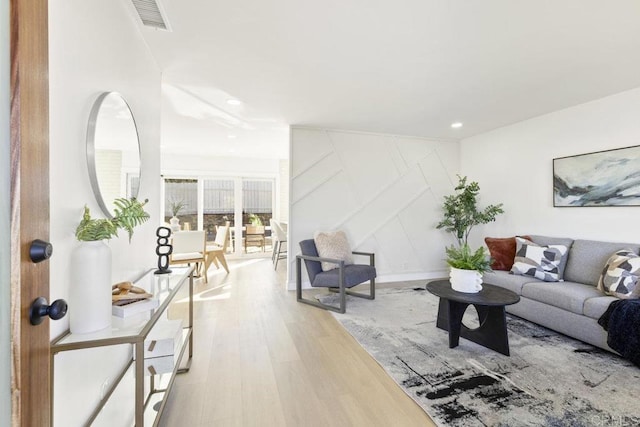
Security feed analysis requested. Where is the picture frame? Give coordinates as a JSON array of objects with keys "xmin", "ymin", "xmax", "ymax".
[{"xmin": 553, "ymin": 145, "xmax": 640, "ymax": 207}]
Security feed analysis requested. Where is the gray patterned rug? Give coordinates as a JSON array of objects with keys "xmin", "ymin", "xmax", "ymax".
[{"xmin": 320, "ymin": 287, "xmax": 640, "ymax": 426}]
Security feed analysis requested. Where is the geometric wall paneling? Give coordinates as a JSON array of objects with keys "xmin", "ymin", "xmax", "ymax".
[
  {"xmin": 328, "ymin": 131, "xmax": 401, "ymax": 205},
  {"xmin": 417, "ymin": 150, "xmax": 456, "ymax": 201},
  {"xmin": 395, "ymin": 136, "xmax": 440, "ymax": 169},
  {"xmin": 291, "ymin": 151, "xmax": 343, "ymax": 204},
  {"xmin": 373, "ymin": 217, "xmax": 423, "ymax": 273},
  {"xmin": 341, "ymin": 166, "xmax": 429, "ymax": 247},
  {"xmin": 397, "ymin": 190, "xmax": 450, "ymax": 271},
  {"xmin": 291, "ymin": 171, "xmax": 360, "ymax": 232},
  {"xmin": 290, "ymin": 126, "xmax": 459, "ymax": 288},
  {"xmin": 291, "ymin": 128, "xmax": 334, "ymax": 176}
]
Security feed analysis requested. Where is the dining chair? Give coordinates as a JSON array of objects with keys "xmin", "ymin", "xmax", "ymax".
[
  {"xmin": 170, "ymin": 230, "xmax": 207, "ymax": 283},
  {"xmin": 272, "ymin": 220, "xmax": 287, "ymax": 270},
  {"xmin": 245, "ymin": 225, "xmax": 265, "ymax": 253},
  {"xmin": 205, "ymin": 223, "xmax": 230, "ymax": 274}
]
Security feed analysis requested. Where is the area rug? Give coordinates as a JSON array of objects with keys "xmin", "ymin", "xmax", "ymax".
[{"xmin": 320, "ymin": 287, "xmax": 640, "ymax": 427}]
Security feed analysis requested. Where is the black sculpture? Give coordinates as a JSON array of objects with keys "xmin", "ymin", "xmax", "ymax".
[{"xmin": 154, "ymin": 226, "xmax": 173, "ymax": 274}]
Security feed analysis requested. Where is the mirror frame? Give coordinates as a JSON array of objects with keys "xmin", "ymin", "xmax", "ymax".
[{"xmin": 86, "ymin": 92, "xmax": 142, "ymax": 218}]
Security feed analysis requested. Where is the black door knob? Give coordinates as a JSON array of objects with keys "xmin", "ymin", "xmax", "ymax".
[
  {"xmin": 29, "ymin": 297, "xmax": 68, "ymax": 325},
  {"xmin": 30, "ymin": 239, "xmax": 53, "ymax": 263}
]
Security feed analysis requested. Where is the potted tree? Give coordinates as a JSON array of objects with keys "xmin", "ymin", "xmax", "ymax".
[
  {"xmin": 71, "ymin": 197, "xmax": 150, "ymax": 333},
  {"xmin": 436, "ymin": 176, "xmax": 504, "ymax": 293}
]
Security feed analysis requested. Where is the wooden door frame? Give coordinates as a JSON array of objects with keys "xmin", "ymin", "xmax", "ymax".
[{"xmin": 10, "ymin": 0, "xmax": 50, "ymax": 426}]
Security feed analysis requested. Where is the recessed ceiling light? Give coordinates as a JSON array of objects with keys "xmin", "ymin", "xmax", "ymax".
[
  {"xmin": 227, "ymin": 134, "xmax": 237, "ymax": 139},
  {"xmin": 226, "ymin": 99, "xmax": 242, "ymax": 106},
  {"xmin": 451, "ymin": 122, "xmax": 463, "ymax": 129}
]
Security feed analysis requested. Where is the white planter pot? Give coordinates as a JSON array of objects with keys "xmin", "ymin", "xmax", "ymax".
[
  {"xmin": 169, "ymin": 216, "xmax": 180, "ymax": 233},
  {"xmin": 449, "ymin": 267, "xmax": 483, "ymax": 293},
  {"xmin": 69, "ymin": 241, "xmax": 112, "ymax": 334}
]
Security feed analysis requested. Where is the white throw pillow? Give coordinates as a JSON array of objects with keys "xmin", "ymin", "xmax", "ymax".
[{"xmin": 313, "ymin": 230, "xmax": 354, "ymax": 272}]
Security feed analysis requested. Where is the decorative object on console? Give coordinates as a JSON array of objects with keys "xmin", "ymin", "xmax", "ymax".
[
  {"xmin": 168, "ymin": 198, "xmax": 186, "ymax": 232},
  {"xmin": 510, "ymin": 237, "xmax": 568, "ymax": 282},
  {"xmin": 154, "ymin": 226, "xmax": 173, "ymax": 274},
  {"xmin": 436, "ymin": 175, "xmax": 504, "ymax": 293},
  {"xmin": 553, "ymin": 145, "xmax": 640, "ymax": 207},
  {"xmin": 597, "ymin": 249, "xmax": 640, "ymax": 298},
  {"xmin": 484, "ymin": 235, "xmax": 531, "ymax": 271},
  {"xmin": 70, "ymin": 198, "xmax": 150, "ymax": 334},
  {"xmin": 313, "ymin": 230, "xmax": 354, "ymax": 272}
]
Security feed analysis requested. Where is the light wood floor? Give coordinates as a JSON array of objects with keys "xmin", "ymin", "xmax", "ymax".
[{"xmin": 159, "ymin": 258, "xmax": 436, "ymax": 427}]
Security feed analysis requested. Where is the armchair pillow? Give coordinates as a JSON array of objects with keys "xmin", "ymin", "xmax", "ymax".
[
  {"xmin": 313, "ymin": 230, "xmax": 354, "ymax": 271},
  {"xmin": 511, "ymin": 237, "xmax": 568, "ymax": 282},
  {"xmin": 597, "ymin": 250, "xmax": 640, "ymax": 299}
]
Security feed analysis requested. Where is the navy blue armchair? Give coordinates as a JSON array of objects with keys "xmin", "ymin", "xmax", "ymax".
[{"xmin": 296, "ymin": 239, "xmax": 376, "ymax": 313}]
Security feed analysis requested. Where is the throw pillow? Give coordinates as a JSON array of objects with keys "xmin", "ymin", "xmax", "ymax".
[
  {"xmin": 313, "ymin": 230, "xmax": 354, "ymax": 272},
  {"xmin": 511, "ymin": 237, "xmax": 568, "ymax": 282},
  {"xmin": 485, "ymin": 235, "xmax": 532, "ymax": 270},
  {"xmin": 597, "ymin": 250, "xmax": 640, "ymax": 299}
]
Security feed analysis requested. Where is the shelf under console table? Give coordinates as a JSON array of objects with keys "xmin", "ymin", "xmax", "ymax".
[{"xmin": 51, "ymin": 266, "xmax": 194, "ymax": 426}]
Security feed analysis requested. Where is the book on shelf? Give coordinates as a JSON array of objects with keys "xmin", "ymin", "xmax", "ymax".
[{"xmin": 112, "ymin": 297, "xmax": 159, "ymax": 318}]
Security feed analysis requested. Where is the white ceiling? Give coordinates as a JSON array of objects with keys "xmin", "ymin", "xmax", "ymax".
[{"xmin": 136, "ymin": 0, "xmax": 640, "ymax": 158}]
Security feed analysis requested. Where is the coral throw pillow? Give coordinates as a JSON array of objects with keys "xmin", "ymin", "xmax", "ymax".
[
  {"xmin": 485, "ymin": 236, "xmax": 531, "ymax": 271},
  {"xmin": 313, "ymin": 230, "xmax": 354, "ymax": 272}
]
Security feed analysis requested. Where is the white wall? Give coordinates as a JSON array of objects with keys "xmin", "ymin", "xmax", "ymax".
[
  {"xmin": 49, "ymin": 0, "xmax": 161, "ymax": 425},
  {"xmin": 162, "ymin": 152, "xmax": 281, "ymax": 177},
  {"xmin": 0, "ymin": 0, "xmax": 10, "ymax": 424},
  {"xmin": 289, "ymin": 126, "xmax": 459, "ymax": 289},
  {"xmin": 461, "ymin": 87, "xmax": 640, "ymax": 248}
]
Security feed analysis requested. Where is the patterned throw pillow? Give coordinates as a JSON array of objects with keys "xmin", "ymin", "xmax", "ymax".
[
  {"xmin": 313, "ymin": 230, "xmax": 354, "ymax": 272},
  {"xmin": 597, "ymin": 250, "xmax": 640, "ymax": 299},
  {"xmin": 511, "ymin": 237, "xmax": 568, "ymax": 282}
]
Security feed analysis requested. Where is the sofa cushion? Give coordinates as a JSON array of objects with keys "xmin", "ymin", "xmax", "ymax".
[
  {"xmin": 511, "ymin": 237, "xmax": 568, "ymax": 282},
  {"xmin": 564, "ymin": 239, "xmax": 640, "ymax": 286},
  {"xmin": 521, "ymin": 281, "xmax": 604, "ymax": 315},
  {"xmin": 484, "ymin": 235, "xmax": 531, "ymax": 271},
  {"xmin": 528, "ymin": 235, "xmax": 574, "ymax": 280},
  {"xmin": 584, "ymin": 296, "xmax": 619, "ymax": 319},
  {"xmin": 482, "ymin": 270, "xmax": 539, "ymax": 295}
]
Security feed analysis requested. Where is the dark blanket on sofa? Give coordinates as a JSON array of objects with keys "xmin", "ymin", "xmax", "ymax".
[{"xmin": 598, "ymin": 299, "xmax": 640, "ymax": 367}]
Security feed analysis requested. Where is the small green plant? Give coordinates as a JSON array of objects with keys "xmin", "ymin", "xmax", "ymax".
[
  {"xmin": 169, "ymin": 199, "xmax": 186, "ymax": 217},
  {"xmin": 445, "ymin": 244, "xmax": 492, "ymax": 273},
  {"xmin": 249, "ymin": 213, "xmax": 263, "ymax": 226},
  {"xmin": 75, "ymin": 197, "xmax": 150, "ymax": 242}
]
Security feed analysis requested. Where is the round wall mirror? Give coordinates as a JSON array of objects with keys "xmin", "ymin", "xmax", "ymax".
[{"xmin": 87, "ymin": 92, "xmax": 141, "ymax": 218}]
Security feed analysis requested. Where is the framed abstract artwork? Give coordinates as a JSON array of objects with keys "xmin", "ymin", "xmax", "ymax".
[{"xmin": 553, "ymin": 145, "xmax": 640, "ymax": 207}]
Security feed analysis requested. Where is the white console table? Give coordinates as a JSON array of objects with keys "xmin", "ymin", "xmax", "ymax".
[{"xmin": 51, "ymin": 266, "xmax": 194, "ymax": 426}]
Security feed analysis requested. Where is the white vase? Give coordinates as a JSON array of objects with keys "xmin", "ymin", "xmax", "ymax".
[
  {"xmin": 449, "ymin": 267, "xmax": 483, "ymax": 293},
  {"xmin": 69, "ymin": 241, "xmax": 112, "ymax": 334},
  {"xmin": 169, "ymin": 216, "xmax": 180, "ymax": 232}
]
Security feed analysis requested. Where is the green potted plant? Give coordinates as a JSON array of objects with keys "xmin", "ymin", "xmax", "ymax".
[
  {"xmin": 436, "ymin": 176, "xmax": 504, "ymax": 292},
  {"xmin": 168, "ymin": 199, "xmax": 186, "ymax": 232},
  {"xmin": 70, "ymin": 197, "xmax": 150, "ymax": 334}
]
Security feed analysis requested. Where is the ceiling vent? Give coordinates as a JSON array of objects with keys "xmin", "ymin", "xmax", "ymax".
[{"xmin": 131, "ymin": 0, "xmax": 171, "ymax": 31}]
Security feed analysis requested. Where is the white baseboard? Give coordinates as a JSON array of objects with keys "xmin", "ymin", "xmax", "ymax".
[{"xmin": 287, "ymin": 270, "xmax": 448, "ymax": 291}]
